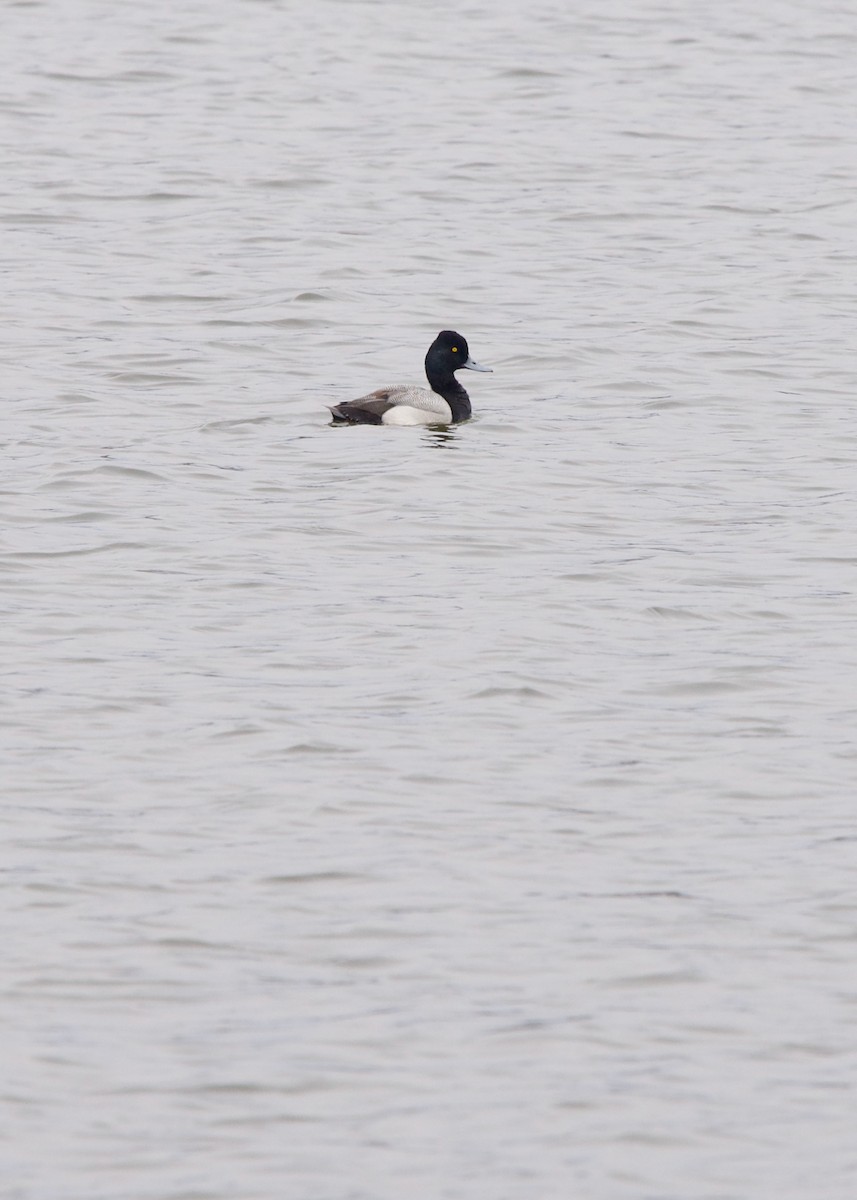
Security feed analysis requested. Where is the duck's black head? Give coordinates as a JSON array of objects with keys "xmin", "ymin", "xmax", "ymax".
[{"xmin": 425, "ymin": 330, "xmax": 492, "ymax": 383}]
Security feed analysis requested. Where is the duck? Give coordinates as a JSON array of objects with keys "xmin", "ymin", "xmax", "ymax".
[{"xmin": 328, "ymin": 330, "xmax": 492, "ymax": 426}]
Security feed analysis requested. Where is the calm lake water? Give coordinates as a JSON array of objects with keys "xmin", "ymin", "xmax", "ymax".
[{"xmin": 4, "ymin": 1, "xmax": 857, "ymax": 1197}]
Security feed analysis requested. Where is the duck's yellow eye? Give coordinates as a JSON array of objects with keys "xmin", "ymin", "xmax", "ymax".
[{"xmin": 451, "ymin": 346, "xmax": 458, "ymax": 353}]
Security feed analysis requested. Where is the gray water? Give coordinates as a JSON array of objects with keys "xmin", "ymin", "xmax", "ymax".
[{"xmin": 4, "ymin": 1, "xmax": 857, "ymax": 1197}]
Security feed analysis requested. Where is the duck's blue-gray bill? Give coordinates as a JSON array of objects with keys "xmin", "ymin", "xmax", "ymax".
[{"xmin": 463, "ymin": 357, "xmax": 492, "ymax": 372}]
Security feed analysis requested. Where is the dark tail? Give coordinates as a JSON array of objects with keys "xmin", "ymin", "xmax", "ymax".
[{"xmin": 328, "ymin": 404, "xmax": 384, "ymax": 425}]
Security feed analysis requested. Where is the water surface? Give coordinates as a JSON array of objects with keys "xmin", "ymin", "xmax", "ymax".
[{"xmin": 4, "ymin": 1, "xmax": 857, "ymax": 1197}]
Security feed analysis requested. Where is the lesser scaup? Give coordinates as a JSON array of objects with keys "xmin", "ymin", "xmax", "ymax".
[{"xmin": 328, "ymin": 330, "xmax": 492, "ymax": 426}]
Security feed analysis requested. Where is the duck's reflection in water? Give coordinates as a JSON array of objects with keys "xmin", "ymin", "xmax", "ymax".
[{"xmin": 425, "ymin": 426, "xmax": 460, "ymax": 449}]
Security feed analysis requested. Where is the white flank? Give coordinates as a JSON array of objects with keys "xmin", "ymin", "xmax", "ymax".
[{"xmin": 382, "ymin": 405, "xmax": 450, "ymax": 426}]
